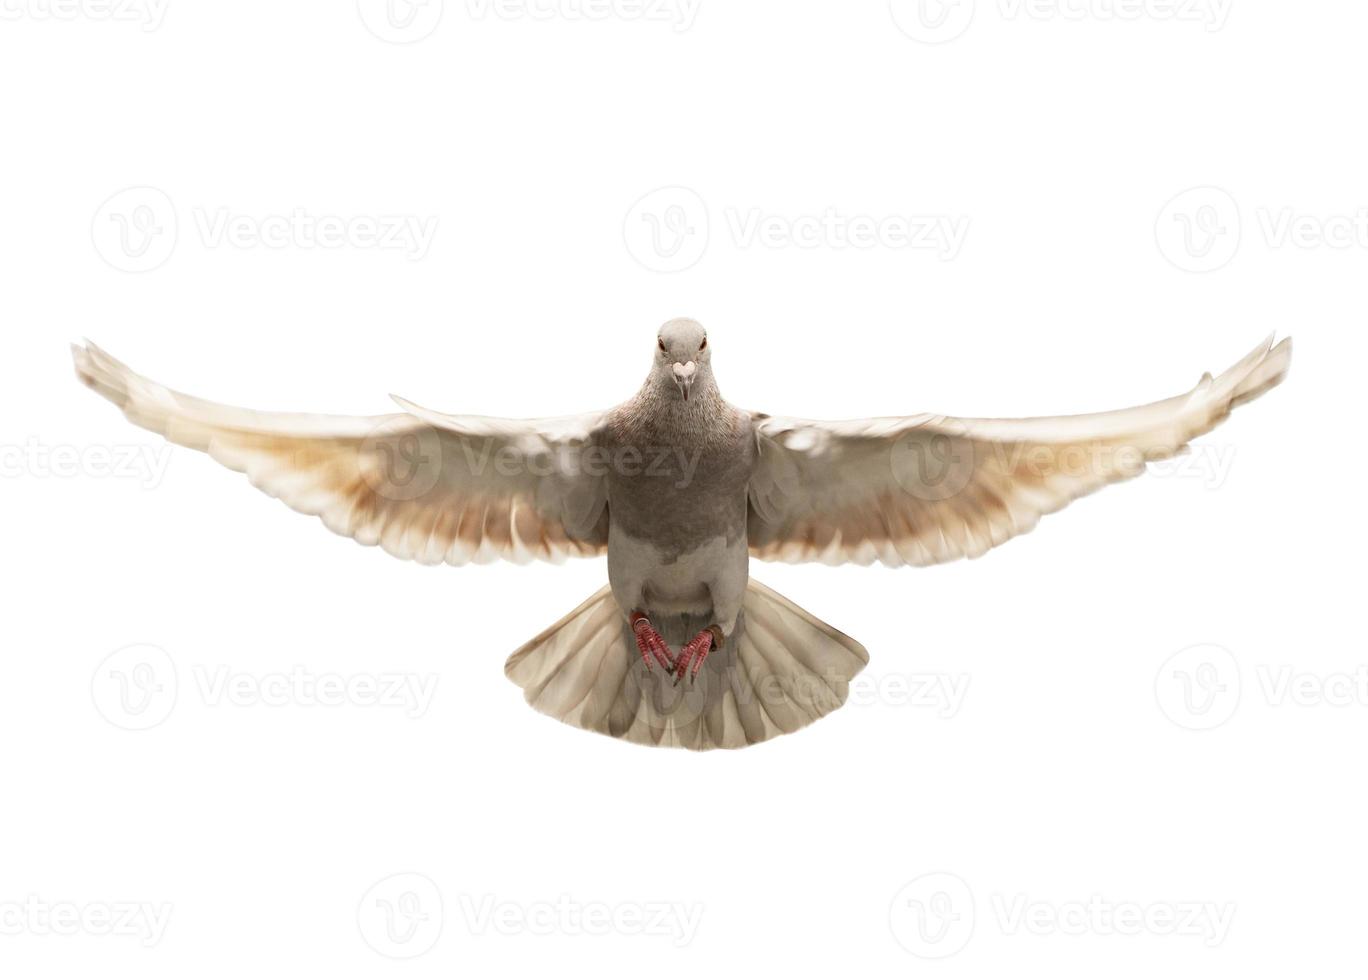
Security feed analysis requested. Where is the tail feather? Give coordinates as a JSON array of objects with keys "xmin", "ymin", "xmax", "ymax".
[{"xmin": 505, "ymin": 580, "xmax": 869, "ymax": 750}]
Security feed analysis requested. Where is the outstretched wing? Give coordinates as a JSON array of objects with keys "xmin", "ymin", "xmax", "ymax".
[
  {"xmin": 747, "ymin": 336, "xmax": 1291, "ymax": 567},
  {"xmin": 73, "ymin": 343, "xmax": 610, "ymax": 565}
]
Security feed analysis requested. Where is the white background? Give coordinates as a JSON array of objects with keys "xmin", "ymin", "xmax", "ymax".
[{"xmin": 1, "ymin": 1, "xmax": 1361, "ymax": 976}]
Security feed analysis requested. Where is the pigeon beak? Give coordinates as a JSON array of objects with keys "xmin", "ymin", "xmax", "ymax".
[{"xmin": 672, "ymin": 361, "xmax": 697, "ymax": 401}]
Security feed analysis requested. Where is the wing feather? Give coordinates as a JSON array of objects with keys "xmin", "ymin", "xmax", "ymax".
[
  {"xmin": 748, "ymin": 337, "xmax": 1291, "ymax": 567},
  {"xmin": 73, "ymin": 343, "xmax": 610, "ymax": 566}
]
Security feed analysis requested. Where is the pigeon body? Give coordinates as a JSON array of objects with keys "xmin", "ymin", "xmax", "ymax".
[
  {"xmin": 72, "ymin": 321, "xmax": 1292, "ymax": 750},
  {"xmin": 600, "ymin": 318, "xmax": 755, "ymax": 635}
]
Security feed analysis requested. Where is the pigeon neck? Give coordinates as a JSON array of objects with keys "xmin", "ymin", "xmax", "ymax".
[{"xmin": 637, "ymin": 370, "xmax": 724, "ymax": 429}]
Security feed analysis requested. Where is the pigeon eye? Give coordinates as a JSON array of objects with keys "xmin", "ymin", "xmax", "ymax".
[
  {"xmin": 699, "ymin": 338, "xmax": 707, "ymax": 351},
  {"xmin": 658, "ymin": 339, "xmax": 667, "ymax": 352}
]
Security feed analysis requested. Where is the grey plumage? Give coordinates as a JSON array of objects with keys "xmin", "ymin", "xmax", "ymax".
[
  {"xmin": 601, "ymin": 318, "xmax": 754, "ymax": 638},
  {"xmin": 71, "ymin": 320, "xmax": 1292, "ymax": 750}
]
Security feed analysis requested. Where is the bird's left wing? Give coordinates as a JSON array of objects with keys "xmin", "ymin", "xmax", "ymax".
[
  {"xmin": 747, "ymin": 336, "xmax": 1291, "ymax": 567},
  {"xmin": 73, "ymin": 343, "xmax": 610, "ymax": 565}
]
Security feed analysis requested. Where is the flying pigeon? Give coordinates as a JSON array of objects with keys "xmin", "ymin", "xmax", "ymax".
[{"xmin": 72, "ymin": 321, "xmax": 1291, "ymax": 750}]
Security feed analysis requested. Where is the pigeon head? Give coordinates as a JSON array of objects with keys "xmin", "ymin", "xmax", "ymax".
[{"xmin": 654, "ymin": 317, "xmax": 711, "ymax": 402}]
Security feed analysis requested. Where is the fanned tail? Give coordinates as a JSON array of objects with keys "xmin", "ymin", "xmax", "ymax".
[{"xmin": 504, "ymin": 580, "xmax": 869, "ymax": 750}]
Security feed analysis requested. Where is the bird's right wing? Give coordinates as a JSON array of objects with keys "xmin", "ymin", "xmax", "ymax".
[
  {"xmin": 73, "ymin": 343, "xmax": 610, "ymax": 565},
  {"xmin": 747, "ymin": 336, "xmax": 1291, "ymax": 567}
]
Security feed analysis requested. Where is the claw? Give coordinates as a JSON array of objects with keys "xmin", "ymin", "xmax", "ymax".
[
  {"xmin": 671, "ymin": 641, "xmax": 695, "ymax": 686},
  {"xmin": 630, "ymin": 612, "xmax": 674, "ymax": 672},
  {"xmin": 673, "ymin": 627, "xmax": 720, "ymax": 686}
]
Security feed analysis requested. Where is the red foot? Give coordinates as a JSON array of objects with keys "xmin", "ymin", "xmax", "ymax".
[
  {"xmin": 673, "ymin": 627, "xmax": 721, "ymax": 686},
  {"xmin": 630, "ymin": 612, "xmax": 673, "ymax": 672}
]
